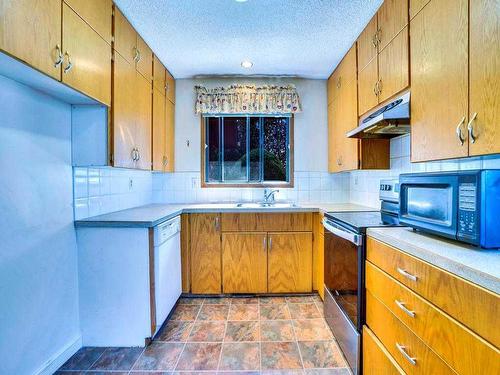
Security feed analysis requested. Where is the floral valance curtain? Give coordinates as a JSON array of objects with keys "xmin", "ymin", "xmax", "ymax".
[{"xmin": 195, "ymin": 84, "xmax": 302, "ymax": 114}]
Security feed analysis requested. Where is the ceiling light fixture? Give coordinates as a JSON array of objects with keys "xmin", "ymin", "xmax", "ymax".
[{"xmin": 241, "ymin": 60, "xmax": 253, "ymax": 69}]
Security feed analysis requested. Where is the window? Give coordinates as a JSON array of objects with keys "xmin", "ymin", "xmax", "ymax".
[{"xmin": 202, "ymin": 115, "xmax": 293, "ymax": 186}]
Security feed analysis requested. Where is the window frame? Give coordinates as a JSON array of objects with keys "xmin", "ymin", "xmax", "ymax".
[{"xmin": 200, "ymin": 114, "xmax": 294, "ymax": 188}]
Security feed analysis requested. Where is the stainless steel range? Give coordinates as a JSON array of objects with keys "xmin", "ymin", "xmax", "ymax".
[{"xmin": 322, "ymin": 179, "xmax": 400, "ymax": 374}]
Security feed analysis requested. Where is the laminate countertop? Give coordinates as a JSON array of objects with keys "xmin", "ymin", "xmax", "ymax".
[
  {"xmin": 74, "ymin": 202, "xmax": 376, "ymax": 229},
  {"xmin": 367, "ymin": 227, "xmax": 500, "ymax": 295}
]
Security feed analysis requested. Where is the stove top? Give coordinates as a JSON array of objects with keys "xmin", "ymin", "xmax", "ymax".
[{"xmin": 325, "ymin": 210, "xmax": 400, "ymax": 233}]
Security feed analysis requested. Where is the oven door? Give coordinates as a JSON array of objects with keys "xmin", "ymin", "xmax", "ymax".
[{"xmin": 323, "ymin": 218, "xmax": 364, "ymax": 375}]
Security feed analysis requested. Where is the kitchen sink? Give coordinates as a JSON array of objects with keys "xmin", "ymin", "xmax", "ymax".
[{"xmin": 235, "ymin": 202, "xmax": 299, "ymax": 208}]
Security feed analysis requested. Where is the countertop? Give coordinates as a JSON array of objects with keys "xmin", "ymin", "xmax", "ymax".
[
  {"xmin": 74, "ymin": 202, "xmax": 376, "ymax": 228},
  {"xmin": 367, "ymin": 227, "xmax": 500, "ymax": 294}
]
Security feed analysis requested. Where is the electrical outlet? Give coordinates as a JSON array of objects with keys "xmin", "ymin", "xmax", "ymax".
[
  {"xmin": 191, "ymin": 177, "xmax": 198, "ymax": 189},
  {"xmin": 354, "ymin": 176, "xmax": 359, "ymax": 186},
  {"xmin": 129, "ymin": 178, "xmax": 133, "ymax": 190}
]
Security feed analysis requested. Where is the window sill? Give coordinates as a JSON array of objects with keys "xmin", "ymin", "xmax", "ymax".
[{"xmin": 201, "ymin": 181, "xmax": 294, "ymax": 188}]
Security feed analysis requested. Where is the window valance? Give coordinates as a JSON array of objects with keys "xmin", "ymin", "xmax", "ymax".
[{"xmin": 195, "ymin": 84, "xmax": 302, "ymax": 114}]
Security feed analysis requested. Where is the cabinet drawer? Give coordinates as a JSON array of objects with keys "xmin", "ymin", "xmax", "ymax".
[
  {"xmin": 363, "ymin": 326, "xmax": 405, "ymax": 375},
  {"xmin": 221, "ymin": 213, "xmax": 313, "ymax": 232},
  {"xmin": 366, "ymin": 261, "xmax": 500, "ymax": 374},
  {"xmin": 366, "ymin": 291, "xmax": 455, "ymax": 374},
  {"xmin": 366, "ymin": 237, "xmax": 500, "ymax": 347}
]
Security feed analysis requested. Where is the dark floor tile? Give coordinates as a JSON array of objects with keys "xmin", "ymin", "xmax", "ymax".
[
  {"xmin": 188, "ymin": 321, "xmax": 226, "ymax": 342},
  {"xmin": 59, "ymin": 347, "xmax": 106, "ymax": 370},
  {"xmin": 224, "ymin": 321, "xmax": 260, "ymax": 342},
  {"xmin": 156, "ymin": 321, "xmax": 194, "ymax": 342},
  {"xmin": 219, "ymin": 343, "xmax": 260, "ymax": 371},
  {"xmin": 260, "ymin": 320, "xmax": 295, "ymax": 342},
  {"xmin": 171, "ymin": 304, "xmax": 201, "ymax": 321},
  {"xmin": 261, "ymin": 342, "xmax": 302, "ymax": 370},
  {"xmin": 90, "ymin": 347, "xmax": 143, "ymax": 371},
  {"xmin": 228, "ymin": 304, "xmax": 259, "ymax": 320},
  {"xmin": 293, "ymin": 319, "xmax": 333, "ymax": 341},
  {"xmin": 198, "ymin": 304, "xmax": 229, "ymax": 320},
  {"xmin": 133, "ymin": 342, "xmax": 184, "ymax": 371},
  {"xmin": 260, "ymin": 304, "xmax": 291, "ymax": 320},
  {"xmin": 288, "ymin": 303, "xmax": 321, "ymax": 319},
  {"xmin": 175, "ymin": 343, "xmax": 222, "ymax": 371},
  {"xmin": 178, "ymin": 297, "xmax": 205, "ymax": 305},
  {"xmin": 298, "ymin": 341, "xmax": 346, "ymax": 369}
]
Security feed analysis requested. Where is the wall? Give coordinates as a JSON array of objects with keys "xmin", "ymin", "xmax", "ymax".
[
  {"xmin": 154, "ymin": 77, "xmax": 352, "ymax": 204},
  {"xmin": 0, "ymin": 75, "xmax": 80, "ymax": 374}
]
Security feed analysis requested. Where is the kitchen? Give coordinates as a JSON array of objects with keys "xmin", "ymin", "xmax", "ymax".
[{"xmin": 0, "ymin": 0, "xmax": 498, "ymax": 374}]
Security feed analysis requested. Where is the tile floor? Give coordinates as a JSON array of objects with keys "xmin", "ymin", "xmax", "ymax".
[{"xmin": 56, "ymin": 295, "xmax": 350, "ymax": 374}]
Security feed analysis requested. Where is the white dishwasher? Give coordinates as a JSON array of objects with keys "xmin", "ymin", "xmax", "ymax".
[{"xmin": 154, "ymin": 216, "xmax": 182, "ymax": 334}]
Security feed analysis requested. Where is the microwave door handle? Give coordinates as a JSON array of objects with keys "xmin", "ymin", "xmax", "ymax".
[{"xmin": 323, "ymin": 219, "xmax": 362, "ymax": 246}]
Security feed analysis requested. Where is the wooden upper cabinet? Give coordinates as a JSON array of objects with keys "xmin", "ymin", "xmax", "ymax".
[
  {"xmin": 338, "ymin": 78, "xmax": 360, "ymax": 171},
  {"xmin": 134, "ymin": 72, "xmax": 152, "ymax": 170},
  {"xmin": 0, "ymin": 0, "xmax": 62, "ymax": 80},
  {"xmin": 268, "ymin": 232, "xmax": 313, "ymax": 293},
  {"xmin": 358, "ymin": 57, "xmax": 379, "ymax": 116},
  {"xmin": 62, "ymin": 4, "xmax": 111, "ymax": 105},
  {"xmin": 113, "ymin": 6, "xmax": 136, "ymax": 63},
  {"xmin": 410, "ymin": 0, "xmax": 431, "ymax": 20},
  {"xmin": 377, "ymin": 0, "xmax": 408, "ymax": 51},
  {"xmin": 153, "ymin": 55, "xmax": 166, "ymax": 94},
  {"xmin": 357, "ymin": 16, "xmax": 378, "ymax": 71},
  {"xmin": 152, "ymin": 88, "xmax": 166, "ymax": 172},
  {"xmin": 165, "ymin": 98, "xmax": 175, "ymax": 172},
  {"xmin": 327, "ymin": 101, "xmax": 337, "ymax": 172},
  {"xmin": 377, "ymin": 26, "xmax": 408, "ymax": 103},
  {"xmin": 410, "ymin": 0, "xmax": 469, "ymax": 162},
  {"xmin": 63, "ymin": 0, "xmax": 112, "ymax": 43},
  {"xmin": 112, "ymin": 51, "xmax": 136, "ymax": 168},
  {"xmin": 165, "ymin": 69, "xmax": 176, "ymax": 103},
  {"xmin": 190, "ymin": 214, "xmax": 222, "ymax": 294},
  {"xmin": 468, "ymin": 0, "xmax": 500, "ymax": 156},
  {"xmin": 222, "ymin": 233, "xmax": 267, "ymax": 293},
  {"xmin": 136, "ymin": 34, "xmax": 152, "ymax": 80}
]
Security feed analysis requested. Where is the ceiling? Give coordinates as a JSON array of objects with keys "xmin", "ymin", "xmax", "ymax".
[{"xmin": 114, "ymin": 0, "xmax": 383, "ymax": 79}]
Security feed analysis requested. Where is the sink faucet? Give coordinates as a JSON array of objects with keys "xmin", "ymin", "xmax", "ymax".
[{"xmin": 264, "ymin": 189, "xmax": 279, "ymax": 203}]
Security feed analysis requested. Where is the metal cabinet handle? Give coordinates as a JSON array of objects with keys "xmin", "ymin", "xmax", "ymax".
[
  {"xmin": 54, "ymin": 44, "xmax": 64, "ymax": 67},
  {"xmin": 165, "ymin": 83, "xmax": 170, "ymax": 93},
  {"xmin": 336, "ymin": 77, "xmax": 341, "ymax": 89},
  {"xmin": 455, "ymin": 116, "xmax": 466, "ymax": 145},
  {"xmin": 376, "ymin": 79, "xmax": 382, "ymax": 95},
  {"xmin": 396, "ymin": 343, "xmax": 417, "ymax": 365},
  {"xmin": 467, "ymin": 112, "xmax": 478, "ymax": 144},
  {"xmin": 63, "ymin": 52, "xmax": 73, "ymax": 73},
  {"xmin": 137, "ymin": 49, "xmax": 142, "ymax": 63},
  {"xmin": 131, "ymin": 148, "xmax": 136, "ymax": 161},
  {"xmin": 133, "ymin": 47, "xmax": 139, "ymax": 62},
  {"xmin": 395, "ymin": 300, "xmax": 416, "ymax": 318},
  {"xmin": 376, "ymin": 28, "xmax": 382, "ymax": 46},
  {"xmin": 372, "ymin": 33, "xmax": 378, "ymax": 47},
  {"xmin": 373, "ymin": 82, "xmax": 378, "ymax": 96},
  {"xmin": 163, "ymin": 156, "xmax": 168, "ymax": 167},
  {"xmin": 263, "ymin": 236, "xmax": 267, "ymax": 249},
  {"xmin": 269, "ymin": 236, "xmax": 272, "ymax": 250},
  {"xmin": 215, "ymin": 216, "xmax": 220, "ymax": 231},
  {"xmin": 136, "ymin": 148, "xmax": 141, "ymax": 161},
  {"xmin": 397, "ymin": 267, "xmax": 418, "ymax": 282}
]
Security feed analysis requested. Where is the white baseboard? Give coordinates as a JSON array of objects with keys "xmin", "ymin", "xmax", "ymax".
[{"xmin": 34, "ymin": 335, "xmax": 82, "ymax": 375}]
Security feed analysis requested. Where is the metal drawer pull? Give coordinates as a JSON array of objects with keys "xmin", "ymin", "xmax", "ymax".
[
  {"xmin": 396, "ymin": 343, "xmax": 417, "ymax": 365},
  {"xmin": 54, "ymin": 44, "xmax": 64, "ymax": 67},
  {"xmin": 269, "ymin": 237, "xmax": 272, "ymax": 250},
  {"xmin": 467, "ymin": 112, "xmax": 478, "ymax": 143},
  {"xmin": 63, "ymin": 52, "xmax": 73, "ymax": 73},
  {"xmin": 395, "ymin": 300, "xmax": 416, "ymax": 318},
  {"xmin": 455, "ymin": 116, "xmax": 466, "ymax": 145},
  {"xmin": 397, "ymin": 267, "xmax": 418, "ymax": 282}
]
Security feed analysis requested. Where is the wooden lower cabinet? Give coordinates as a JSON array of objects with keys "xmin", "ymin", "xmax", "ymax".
[
  {"xmin": 363, "ymin": 326, "xmax": 404, "ymax": 375},
  {"xmin": 268, "ymin": 232, "xmax": 313, "ymax": 293},
  {"xmin": 190, "ymin": 214, "xmax": 221, "ymax": 294},
  {"xmin": 222, "ymin": 233, "xmax": 267, "ymax": 293}
]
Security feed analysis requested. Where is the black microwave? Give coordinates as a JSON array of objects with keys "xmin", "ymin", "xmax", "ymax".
[{"xmin": 399, "ymin": 170, "xmax": 500, "ymax": 249}]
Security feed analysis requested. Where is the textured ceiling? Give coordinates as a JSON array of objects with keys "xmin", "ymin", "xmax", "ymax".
[{"xmin": 113, "ymin": 0, "xmax": 383, "ymax": 79}]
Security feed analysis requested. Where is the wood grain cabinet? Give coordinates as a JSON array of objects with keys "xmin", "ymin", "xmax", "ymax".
[
  {"xmin": 190, "ymin": 214, "xmax": 222, "ymax": 294},
  {"xmin": 363, "ymin": 326, "xmax": 404, "ymax": 375},
  {"xmin": 63, "ymin": 0, "xmax": 112, "ymax": 43}
]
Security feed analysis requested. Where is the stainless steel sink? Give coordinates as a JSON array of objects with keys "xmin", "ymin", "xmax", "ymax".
[{"xmin": 235, "ymin": 202, "xmax": 298, "ymax": 208}]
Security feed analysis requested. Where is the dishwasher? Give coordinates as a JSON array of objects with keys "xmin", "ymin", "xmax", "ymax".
[{"xmin": 154, "ymin": 216, "xmax": 182, "ymax": 334}]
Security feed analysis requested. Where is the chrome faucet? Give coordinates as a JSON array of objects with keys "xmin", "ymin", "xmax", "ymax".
[{"xmin": 263, "ymin": 189, "xmax": 279, "ymax": 203}]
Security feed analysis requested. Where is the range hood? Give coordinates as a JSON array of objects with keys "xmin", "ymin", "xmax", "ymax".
[{"xmin": 346, "ymin": 91, "xmax": 410, "ymax": 139}]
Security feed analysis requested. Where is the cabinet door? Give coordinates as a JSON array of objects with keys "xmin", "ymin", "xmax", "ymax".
[
  {"xmin": 377, "ymin": 26, "xmax": 409, "ymax": 103},
  {"xmin": 0, "ymin": 0, "xmax": 61, "ymax": 80},
  {"xmin": 152, "ymin": 88, "xmax": 166, "ymax": 171},
  {"xmin": 165, "ymin": 99, "xmax": 175, "ymax": 172},
  {"xmin": 113, "ymin": 6, "xmax": 136, "ymax": 63},
  {"xmin": 358, "ymin": 57, "xmax": 379, "ymax": 116},
  {"xmin": 468, "ymin": 0, "xmax": 500, "ymax": 156},
  {"xmin": 134, "ymin": 72, "xmax": 152, "ymax": 170},
  {"xmin": 357, "ymin": 16, "xmax": 378, "ymax": 71},
  {"xmin": 153, "ymin": 55, "xmax": 166, "ymax": 94},
  {"xmin": 327, "ymin": 101, "xmax": 337, "ymax": 173},
  {"xmin": 136, "ymin": 34, "xmax": 152, "ymax": 80},
  {"xmin": 165, "ymin": 69, "xmax": 176, "ymax": 103},
  {"xmin": 63, "ymin": 0, "xmax": 112, "ymax": 43},
  {"xmin": 338, "ymin": 78, "xmax": 360, "ymax": 171},
  {"xmin": 222, "ymin": 233, "xmax": 267, "ymax": 293},
  {"xmin": 112, "ymin": 51, "xmax": 136, "ymax": 168},
  {"xmin": 363, "ymin": 326, "xmax": 404, "ymax": 375},
  {"xmin": 190, "ymin": 214, "xmax": 222, "ymax": 294},
  {"xmin": 268, "ymin": 232, "xmax": 312, "ymax": 293},
  {"xmin": 409, "ymin": 0, "xmax": 431, "ymax": 20},
  {"xmin": 377, "ymin": 0, "xmax": 408, "ymax": 51},
  {"xmin": 62, "ymin": 4, "xmax": 111, "ymax": 105},
  {"xmin": 410, "ymin": 0, "xmax": 468, "ymax": 162}
]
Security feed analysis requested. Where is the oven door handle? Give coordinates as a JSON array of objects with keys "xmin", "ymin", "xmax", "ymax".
[{"xmin": 323, "ymin": 218, "xmax": 363, "ymax": 246}]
